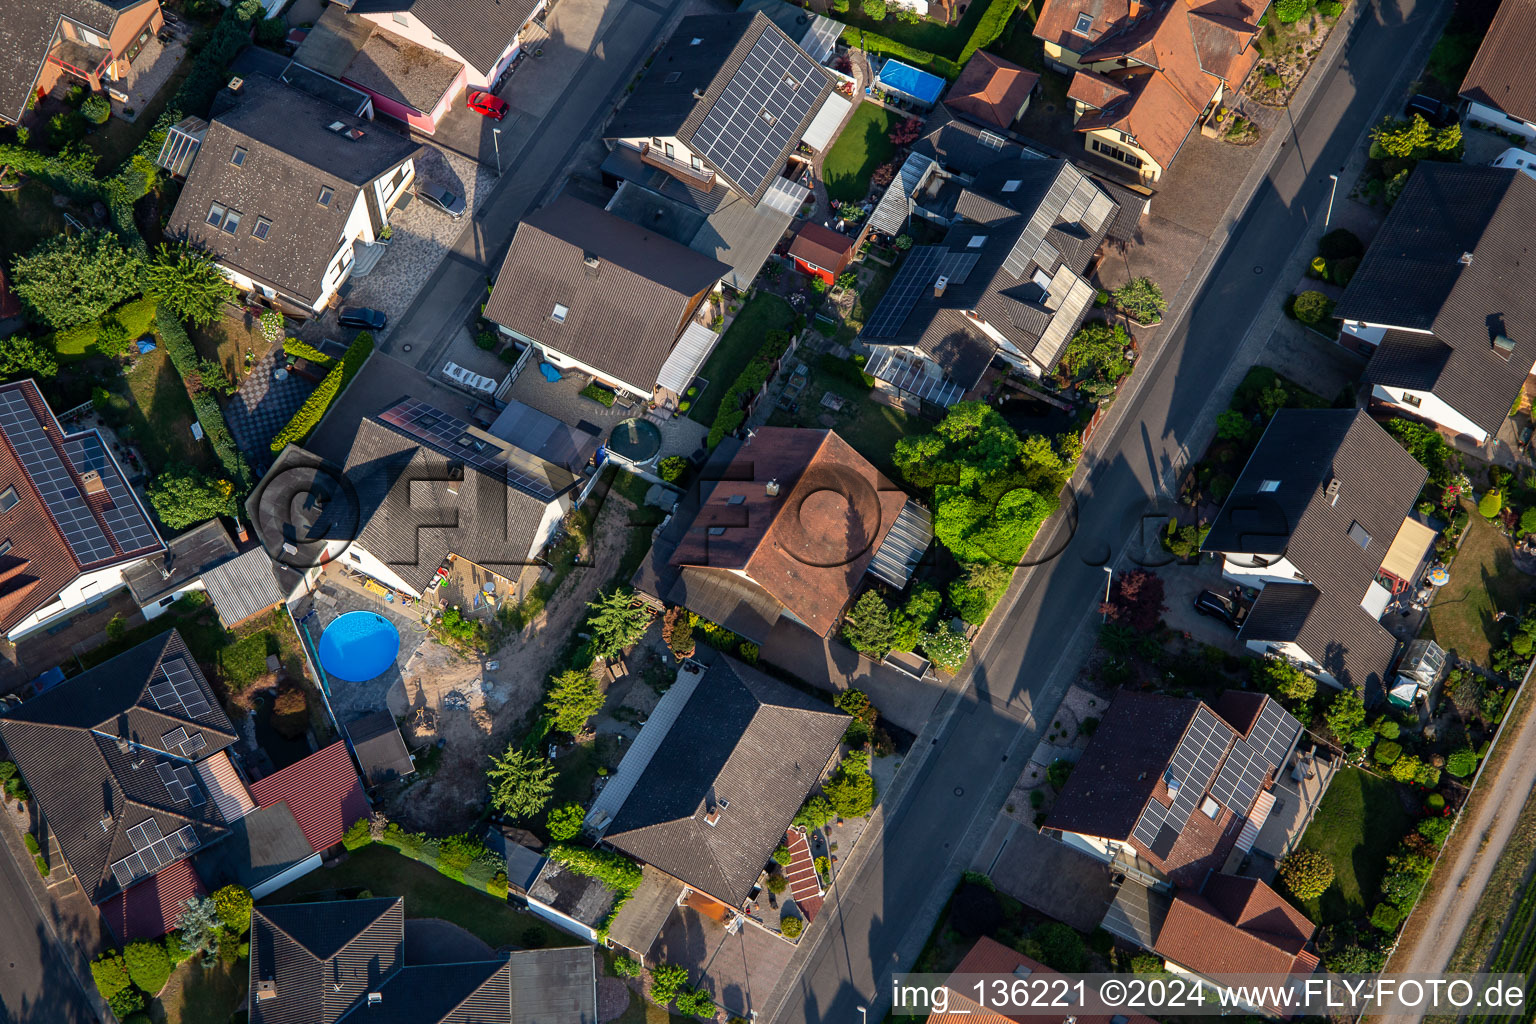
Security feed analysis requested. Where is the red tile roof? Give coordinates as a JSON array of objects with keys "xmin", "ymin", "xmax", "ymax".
[
  {"xmin": 248, "ymin": 741, "xmax": 368, "ymax": 853},
  {"xmin": 99, "ymin": 858, "xmax": 207, "ymax": 943},
  {"xmin": 783, "ymin": 826, "xmax": 823, "ymax": 923},
  {"xmin": 946, "ymin": 52, "xmax": 1039, "ymax": 131},
  {"xmin": 788, "ymin": 222, "xmax": 855, "ymax": 273},
  {"xmin": 932, "ymin": 937, "xmax": 1159, "ymax": 1024},
  {"xmin": 1155, "ymin": 875, "xmax": 1317, "ymax": 996}
]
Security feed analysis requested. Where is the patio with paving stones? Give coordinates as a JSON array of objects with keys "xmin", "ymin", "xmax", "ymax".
[
  {"xmin": 108, "ymin": 33, "xmax": 187, "ymax": 119},
  {"xmin": 224, "ymin": 347, "xmax": 321, "ymax": 471},
  {"xmin": 650, "ymin": 901, "xmax": 796, "ymax": 1017}
]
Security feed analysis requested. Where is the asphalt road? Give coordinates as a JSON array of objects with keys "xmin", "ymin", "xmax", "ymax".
[
  {"xmin": 0, "ymin": 825, "xmax": 98, "ymax": 1024},
  {"xmin": 760, "ymin": 0, "xmax": 1451, "ymax": 1019}
]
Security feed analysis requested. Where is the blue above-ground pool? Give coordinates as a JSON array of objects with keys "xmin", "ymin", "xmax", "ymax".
[
  {"xmin": 317, "ymin": 610, "xmax": 400, "ymax": 682},
  {"xmin": 877, "ymin": 59, "xmax": 945, "ymax": 108}
]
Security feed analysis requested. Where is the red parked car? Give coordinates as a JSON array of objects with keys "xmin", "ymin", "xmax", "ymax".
[{"xmin": 467, "ymin": 89, "xmax": 508, "ymax": 120}]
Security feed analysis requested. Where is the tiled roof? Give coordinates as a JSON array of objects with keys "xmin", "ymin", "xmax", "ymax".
[
  {"xmin": 165, "ymin": 72, "xmax": 420, "ymax": 305},
  {"xmin": 913, "ymin": 106, "xmax": 1030, "ymax": 177},
  {"xmin": 933, "ymin": 937, "xmax": 1159, "ymax": 1024},
  {"xmin": 1155, "ymin": 874, "xmax": 1317, "ymax": 992},
  {"xmin": 201, "ymin": 548, "xmax": 284, "ymax": 628},
  {"xmin": 1338, "ymin": 164, "xmax": 1536, "ymax": 436},
  {"xmin": 1032, "ymin": 0, "xmax": 1130, "ymax": 51},
  {"xmin": 945, "ymin": 51, "xmax": 1039, "ymax": 131},
  {"xmin": 1203, "ymin": 409, "xmax": 1425, "ymax": 700},
  {"xmin": 1459, "ymin": 0, "xmax": 1536, "ymax": 124},
  {"xmin": 602, "ymin": 656, "xmax": 847, "ymax": 908},
  {"xmin": 99, "ymin": 857, "xmax": 207, "ymax": 943},
  {"xmin": 0, "ymin": 379, "xmax": 164, "ymax": 635},
  {"xmin": 0, "ymin": 630, "xmax": 237, "ymax": 904},
  {"xmin": 485, "ymin": 194, "xmax": 728, "ymax": 394},
  {"xmin": 251, "ymin": 898, "xmax": 405, "ymax": 1024},
  {"xmin": 788, "ymin": 221, "xmax": 855, "ymax": 271},
  {"xmin": 247, "ymin": 741, "xmax": 368, "ymax": 854},
  {"xmin": 667, "ymin": 428, "xmax": 909, "ymax": 638},
  {"xmin": 347, "ymin": 0, "xmax": 541, "ymax": 74},
  {"xmin": 0, "ymin": 0, "xmax": 147, "ymax": 123}
]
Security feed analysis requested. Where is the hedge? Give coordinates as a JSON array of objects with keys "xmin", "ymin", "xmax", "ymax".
[
  {"xmin": 174, "ymin": 0, "xmax": 265, "ymax": 119},
  {"xmin": 53, "ymin": 296, "xmax": 159, "ymax": 357},
  {"xmin": 270, "ymin": 332, "xmax": 374, "ymax": 452},
  {"xmin": 841, "ymin": 26, "xmax": 962, "ymax": 78},
  {"xmin": 707, "ymin": 330, "xmax": 794, "ymax": 446},
  {"xmin": 378, "ymin": 822, "xmax": 510, "ymax": 898},
  {"xmin": 281, "ymin": 338, "xmax": 335, "ymax": 366},
  {"xmin": 956, "ymin": 0, "xmax": 1020, "ymax": 65},
  {"xmin": 156, "ymin": 308, "xmax": 253, "ymax": 491}
]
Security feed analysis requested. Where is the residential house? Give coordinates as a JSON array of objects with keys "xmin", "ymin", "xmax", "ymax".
[
  {"xmin": 1031, "ymin": 0, "xmax": 1265, "ymax": 180},
  {"xmin": 1046, "ymin": 690, "xmax": 1303, "ymax": 889},
  {"xmin": 1201, "ymin": 409, "xmax": 1431, "ymax": 699},
  {"xmin": 1459, "ymin": 0, "xmax": 1536, "ymax": 141},
  {"xmin": 344, "ymin": 0, "xmax": 548, "ymax": 91},
  {"xmin": 929, "ymin": 936, "xmax": 1158, "ymax": 1024},
  {"xmin": 633, "ymin": 427, "xmax": 932, "ymax": 645},
  {"xmin": 1154, "ymin": 873, "xmax": 1319, "ymax": 1012},
  {"xmin": 788, "ymin": 221, "xmax": 856, "ymax": 285},
  {"xmin": 0, "ymin": 379, "xmax": 164, "ymax": 642},
  {"xmin": 584, "ymin": 656, "xmax": 847, "ymax": 921},
  {"xmin": 1334, "ymin": 162, "xmax": 1536, "ymax": 444},
  {"xmin": 163, "ymin": 72, "xmax": 421, "ymax": 317},
  {"xmin": 599, "ymin": 12, "xmax": 850, "ymax": 291},
  {"xmin": 292, "ymin": 5, "xmax": 467, "ymax": 134},
  {"xmin": 254, "ymin": 386, "xmax": 598, "ymax": 600},
  {"xmin": 525, "ymin": 858, "xmax": 619, "ymax": 946},
  {"xmin": 945, "ymin": 51, "xmax": 1041, "ymax": 132},
  {"xmin": 248, "ymin": 897, "xmax": 597, "ymax": 1024},
  {"xmin": 860, "ymin": 156, "xmax": 1121, "ymax": 404},
  {"xmin": 1, "ymin": 0, "xmax": 165, "ymax": 125},
  {"xmin": 485, "ymin": 193, "xmax": 730, "ymax": 408},
  {"xmin": 0, "ymin": 632, "xmax": 241, "ymax": 921}
]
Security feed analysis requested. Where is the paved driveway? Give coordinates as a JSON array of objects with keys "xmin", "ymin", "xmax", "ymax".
[{"xmin": 651, "ymin": 904, "xmax": 795, "ymax": 1017}]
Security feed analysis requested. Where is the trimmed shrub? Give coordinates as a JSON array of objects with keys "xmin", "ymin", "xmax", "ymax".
[
  {"xmin": 282, "ymin": 338, "xmax": 335, "ymax": 366},
  {"xmin": 766, "ymin": 873, "xmax": 788, "ymax": 894},
  {"xmin": 1480, "ymin": 489, "xmax": 1504, "ymax": 519},
  {"xmin": 123, "ymin": 939, "xmax": 173, "ymax": 994},
  {"xmin": 1293, "ymin": 290, "xmax": 1335, "ymax": 325},
  {"xmin": 780, "ymin": 916, "xmax": 803, "ymax": 939},
  {"xmin": 1374, "ymin": 740, "xmax": 1402, "ymax": 765},
  {"xmin": 1274, "ymin": 0, "xmax": 1309, "ymax": 21},
  {"xmin": 772, "ymin": 845, "xmax": 793, "ymax": 866},
  {"xmin": 1446, "ymin": 748, "xmax": 1478, "ymax": 778},
  {"xmin": 91, "ymin": 951, "xmax": 131, "ymax": 1001},
  {"xmin": 270, "ymin": 332, "xmax": 373, "ymax": 451},
  {"xmin": 109, "ymin": 987, "xmax": 146, "ymax": 1018},
  {"xmin": 81, "ymin": 95, "xmax": 111, "ymax": 125},
  {"xmin": 1370, "ymin": 902, "xmax": 1404, "ymax": 932},
  {"xmin": 547, "ymin": 803, "xmax": 585, "ymax": 842},
  {"xmin": 957, "ymin": 0, "xmax": 1020, "ymax": 65},
  {"xmin": 1426, "ymin": 792, "xmax": 1446, "ymax": 811},
  {"xmin": 580, "ymin": 382, "xmax": 617, "ymax": 406},
  {"xmin": 1318, "ymin": 228, "xmax": 1365, "ymax": 260},
  {"xmin": 658, "ymin": 455, "xmax": 689, "ymax": 482},
  {"xmin": 211, "ymin": 884, "xmax": 253, "ymax": 935},
  {"xmin": 52, "ymin": 296, "xmax": 159, "ymax": 357},
  {"xmin": 1278, "ymin": 848, "xmax": 1334, "ymax": 899},
  {"xmin": 836, "ymin": 25, "xmax": 961, "ymax": 79},
  {"xmin": 156, "ymin": 308, "xmax": 252, "ymax": 491},
  {"xmin": 707, "ymin": 330, "xmax": 794, "ymax": 446}
]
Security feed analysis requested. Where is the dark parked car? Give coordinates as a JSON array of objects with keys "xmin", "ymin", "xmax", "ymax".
[
  {"xmin": 338, "ymin": 307, "xmax": 387, "ymax": 331},
  {"xmin": 1405, "ymin": 93, "xmax": 1458, "ymax": 129},
  {"xmin": 416, "ymin": 180, "xmax": 466, "ymax": 219},
  {"xmin": 1193, "ymin": 590, "xmax": 1246, "ymax": 629}
]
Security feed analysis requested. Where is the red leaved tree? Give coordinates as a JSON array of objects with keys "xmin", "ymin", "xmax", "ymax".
[{"xmin": 1101, "ymin": 569, "xmax": 1167, "ymax": 632}]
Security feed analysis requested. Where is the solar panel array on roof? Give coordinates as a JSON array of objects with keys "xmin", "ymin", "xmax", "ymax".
[
  {"xmin": 1208, "ymin": 700, "xmax": 1302, "ymax": 812},
  {"xmin": 691, "ymin": 29, "xmax": 821, "ymax": 198},
  {"xmin": 862, "ymin": 247, "xmax": 982, "ymax": 338},
  {"xmin": 63, "ymin": 434, "xmax": 160, "ymax": 554},
  {"xmin": 156, "ymin": 760, "xmax": 206, "ymax": 805},
  {"xmin": 1131, "ymin": 707, "xmax": 1234, "ymax": 849},
  {"xmin": 111, "ymin": 822, "xmax": 198, "ymax": 888},
  {"xmin": 158, "ymin": 658, "xmax": 212, "ymax": 719},
  {"xmin": 377, "ymin": 399, "xmax": 558, "ymax": 502},
  {"xmin": 0, "ymin": 389, "xmax": 118, "ymax": 564}
]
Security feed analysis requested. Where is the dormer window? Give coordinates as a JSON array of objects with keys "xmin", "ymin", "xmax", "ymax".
[
  {"xmin": 317, "ymin": 186, "xmax": 334, "ymax": 207},
  {"xmin": 230, "ymin": 146, "xmax": 246, "ymax": 166},
  {"xmin": 1073, "ymin": 12, "xmax": 1094, "ymax": 34},
  {"xmin": 206, "ymin": 203, "xmax": 226, "ymax": 228},
  {"xmin": 221, "ymin": 209, "xmax": 242, "ymax": 235},
  {"xmin": 0, "ymin": 487, "xmax": 16, "ymax": 513},
  {"xmin": 551, "ymin": 303, "xmax": 569, "ymax": 323},
  {"xmin": 784, "ymin": 73, "xmax": 800, "ymax": 90}
]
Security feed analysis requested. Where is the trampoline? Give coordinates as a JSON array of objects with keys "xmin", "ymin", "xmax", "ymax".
[{"xmin": 317, "ymin": 610, "xmax": 401, "ymax": 682}]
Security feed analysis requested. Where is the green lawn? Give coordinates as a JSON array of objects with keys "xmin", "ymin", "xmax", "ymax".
[
  {"xmin": 0, "ymin": 181, "xmax": 67, "ymax": 268},
  {"xmin": 824, "ymin": 102, "xmax": 898, "ymax": 203},
  {"xmin": 766, "ymin": 364, "xmax": 916, "ymax": 480},
  {"xmin": 1421, "ymin": 509, "xmax": 1536, "ymax": 668},
  {"xmin": 118, "ymin": 344, "xmax": 215, "ymax": 476},
  {"xmin": 1297, "ymin": 767, "xmax": 1414, "ymax": 924},
  {"xmin": 153, "ymin": 957, "xmax": 245, "ymax": 1024},
  {"xmin": 264, "ymin": 843, "xmax": 567, "ymax": 951},
  {"xmin": 688, "ymin": 293, "xmax": 795, "ymax": 425}
]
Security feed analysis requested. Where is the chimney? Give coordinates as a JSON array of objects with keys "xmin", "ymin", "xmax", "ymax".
[
  {"xmin": 934, "ymin": 275, "xmax": 949, "ymax": 297},
  {"xmin": 367, "ymin": 993, "xmax": 383, "ymax": 1006},
  {"xmin": 227, "ymin": 76, "xmax": 244, "ymax": 93},
  {"xmin": 80, "ymin": 469, "xmax": 106, "ymax": 497},
  {"xmin": 1459, "ymin": 252, "xmax": 1474, "ymax": 266},
  {"xmin": 1325, "ymin": 478, "xmax": 1341, "ymax": 505},
  {"xmin": 765, "ymin": 479, "xmax": 780, "ymax": 496},
  {"xmin": 703, "ymin": 805, "xmax": 720, "ymax": 826},
  {"xmin": 693, "ymin": 87, "xmax": 706, "ymax": 100},
  {"xmin": 256, "ymin": 981, "xmax": 277, "ymax": 1002}
]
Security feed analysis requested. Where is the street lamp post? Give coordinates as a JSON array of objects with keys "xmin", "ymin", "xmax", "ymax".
[
  {"xmin": 493, "ymin": 127, "xmax": 503, "ymax": 176},
  {"xmin": 858, "ymin": 1007, "xmax": 868, "ymax": 1024},
  {"xmin": 1102, "ymin": 566, "xmax": 1113, "ymax": 623},
  {"xmin": 1324, "ymin": 173, "xmax": 1339, "ymax": 231}
]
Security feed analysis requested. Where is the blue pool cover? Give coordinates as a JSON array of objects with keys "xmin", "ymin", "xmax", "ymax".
[
  {"xmin": 317, "ymin": 610, "xmax": 401, "ymax": 682},
  {"xmin": 877, "ymin": 60, "xmax": 944, "ymax": 106}
]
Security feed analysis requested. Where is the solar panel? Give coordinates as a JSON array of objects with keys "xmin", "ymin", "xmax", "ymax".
[
  {"xmin": 162, "ymin": 658, "xmax": 212, "ymax": 719},
  {"xmin": 148, "ymin": 681, "xmax": 180, "ymax": 712},
  {"xmin": 1131, "ymin": 708, "xmax": 1235, "ymax": 848},
  {"xmin": 689, "ymin": 27, "xmax": 822, "ymax": 198},
  {"xmin": 183, "ymin": 733, "xmax": 207, "ymax": 756},
  {"xmin": 158, "ymin": 761, "xmax": 188, "ymax": 804},
  {"xmin": 0, "ymin": 390, "xmax": 116, "ymax": 564},
  {"xmin": 377, "ymin": 399, "xmax": 558, "ymax": 502},
  {"xmin": 162, "ymin": 727, "xmax": 190, "ymax": 751},
  {"xmin": 187, "ymin": 785, "xmax": 206, "ymax": 808},
  {"xmin": 1208, "ymin": 699, "xmax": 1302, "ymax": 812},
  {"xmin": 63, "ymin": 433, "xmax": 160, "ymax": 554},
  {"xmin": 862, "ymin": 246, "xmax": 946, "ymax": 338},
  {"xmin": 111, "ymin": 859, "xmax": 135, "ymax": 888},
  {"xmin": 1001, "ymin": 164, "xmax": 1085, "ymax": 281},
  {"xmin": 173, "ymin": 765, "xmax": 196, "ymax": 788},
  {"xmin": 173, "ymin": 826, "xmax": 197, "ymax": 852}
]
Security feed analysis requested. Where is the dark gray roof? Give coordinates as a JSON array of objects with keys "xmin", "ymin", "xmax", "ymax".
[
  {"xmin": 484, "ymin": 194, "xmax": 729, "ymax": 393},
  {"xmin": 166, "ymin": 73, "xmax": 421, "ymax": 305},
  {"xmin": 345, "ymin": 710, "xmax": 415, "ymax": 786},
  {"xmin": 0, "ymin": 630, "xmax": 237, "ymax": 904},
  {"xmin": 344, "ymin": 405, "xmax": 578, "ymax": 593},
  {"xmin": 1202, "ymin": 409, "xmax": 1424, "ymax": 700},
  {"xmin": 606, "ymin": 13, "xmax": 834, "ymax": 203},
  {"xmin": 606, "ymin": 865, "xmax": 685, "ymax": 958},
  {"xmin": 487, "ymin": 400, "xmax": 601, "ymax": 475},
  {"xmin": 252, "ymin": 898, "xmax": 405, "ymax": 1024},
  {"xmin": 1336, "ymin": 163, "xmax": 1536, "ymax": 436},
  {"xmin": 348, "ymin": 0, "xmax": 541, "ymax": 74},
  {"xmin": 0, "ymin": 0, "xmax": 144, "ymax": 123},
  {"xmin": 527, "ymin": 859, "xmax": 618, "ymax": 929},
  {"xmin": 201, "ymin": 548, "xmax": 285, "ymax": 628},
  {"xmin": 1045, "ymin": 691, "xmax": 1199, "ymax": 841},
  {"xmin": 252, "ymin": 897, "xmax": 595, "ymax": 1024},
  {"xmin": 914, "ymin": 106, "xmax": 1031, "ymax": 176},
  {"xmin": 294, "ymin": 7, "xmax": 462, "ymax": 113},
  {"xmin": 190, "ymin": 802, "xmax": 315, "ymax": 895},
  {"xmin": 123, "ymin": 520, "xmax": 239, "ymax": 607},
  {"xmin": 602, "ymin": 656, "xmax": 847, "ymax": 908},
  {"xmin": 483, "ymin": 828, "xmax": 546, "ymax": 893},
  {"xmin": 864, "ymin": 157, "xmax": 1115, "ymax": 386}
]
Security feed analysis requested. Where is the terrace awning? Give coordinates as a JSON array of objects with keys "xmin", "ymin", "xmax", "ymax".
[
  {"xmin": 1380, "ymin": 516, "xmax": 1437, "ymax": 583},
  {"xmin": 655, "ymin": 321, "xmax": 721, "ymax": 396}
]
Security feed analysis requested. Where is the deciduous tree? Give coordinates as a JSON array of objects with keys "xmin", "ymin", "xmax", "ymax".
[{"xmin": 11, "ymin": 230, "xmax": 144, "ymax": 329}]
